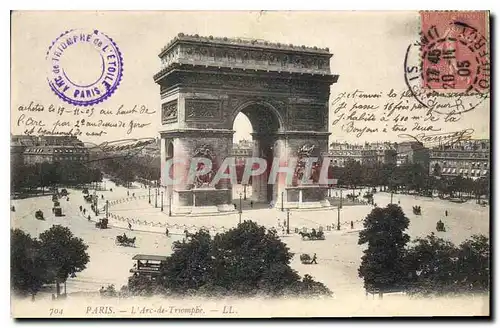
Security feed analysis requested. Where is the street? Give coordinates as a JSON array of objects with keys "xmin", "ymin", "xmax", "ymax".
[{"xmin": 11, "ymin": 181, "xmax": 489, "ymax": 298}]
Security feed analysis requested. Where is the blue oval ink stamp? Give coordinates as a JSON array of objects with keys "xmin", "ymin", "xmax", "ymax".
[{"xmin": 46, "ymin": 29, "xmax": 124, "ymax": 106}]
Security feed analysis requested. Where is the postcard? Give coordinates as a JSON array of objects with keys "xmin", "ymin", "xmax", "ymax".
[{"xmin": 10, "ymin": 10, "xmax": 490, "ymax": 318}]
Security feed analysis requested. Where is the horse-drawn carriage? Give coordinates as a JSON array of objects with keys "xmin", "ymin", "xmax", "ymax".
[
  {"xmin": 129, "ymin": 254, "xmax": 168, "ymax": 280},
  {"xmin": 82, "ymin": 188, "xmax": 89, "ymax": 195},
  {"xmin": 298, "ymin": 228, "xmax": 325, "ymax": 240},
  {"xmin": 60, "ymin": 189, "xmax": 68, "ymax": 197},
  {"xmin": 52, "ymin": 194, "xmax": 59, "ymax": 202},
  {"xmin": 346, "ymin": 193, "xmax": 359, "ymax": 201},
  {"xmin": 96, "ymin": 218, "xmax": 108, "ymax": 229},
  {"xmin": 52, "ymin": 206, "xmax": 63, "ymax": 217},
  {"xmin": 363, "ymin": 192, "xmax": 373, "ymax": 199},
  {"xmin": 83, "ymin": 194, "xmax": 93, "ymax": 203},
  {"xmin": 35, "ymin": 210, "xmax": 44, "ymax": 220},
  {"xmin": 363, "ymin": 192, "xmax": 374, "ymax": 204},
  {"xmin": 116, "ymin": 233, "xmax": 136, "ymax": 247},
  {"xmin": 436, "ymin": 220, "xmax": 446, "ymax": 232},
  {"xmin": 300, "ymin": 253, "xmax": 318, "ymax": 264},
  {"xmin": 412, "ymin": 206, "xmax": 422, "ymax": 215}
]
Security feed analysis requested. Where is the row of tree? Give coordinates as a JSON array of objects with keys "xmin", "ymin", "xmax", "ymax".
[
  {"xmin": 11, "ymin": 226, "xmax": 90, "ymax": 299},
  {"xmin": 94, "ymin": 155, "xmax": 160, "ymax": 188},
  {"xmin": 126, "ymin": 221, "xmax": 331, "ymax": 298},
  {"xmin": 329, "ymin": 161, "xmax": 490, "ymax": 199},
  {"xmin": 12, "ymin": 212, "xmax": 488, "ymax": 299},
  {"xmin": 358, "ymin": 204, "xmax": 489, "ymax": 296},
  {"xmin": 11, "ymin": 161, "xmax": 103, "ymax": 194}
]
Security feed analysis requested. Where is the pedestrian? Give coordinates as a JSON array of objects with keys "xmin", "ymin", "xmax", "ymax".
[
  {"xmin": 351, "ymin": 221, "xmax": 354, "ymax": 229},
  {"xmin": 128, "ymin": 222, "xmax": 132, "ymax": 230},
  {"xmin": 398, "ymin": 200, "xmax": 400, "ymax": 205},
  {"xmin": 101, "ymin": 195, "xmax": 104, "ymax": 200},
  {"xmin": 250, "ymin": 200, "xmax": 253, "ymax": 208},
  {"xmin": 445, "ymin": 210, "xmax": 448, "ymax": 217},
  {"xmin": 127, "ymin": 191, "xmax": 129, "ymax": 196},
  {"xmin": 132, "ymin": 193, "xmax": 135, "ymax": 197},
  {"xmin": 233, "ymin": 203, "xmax": 237, "ymax": 209},
  {"xmin": 83, "ymin": 208, "xmax": 86, "ymax": 214},
  {"xmin": 165, "ymin": 228, "xmax": 169, "ymax": 237},
  {"xmin": 311, "ymin": 253, "xmax": 318, "ymax": 264},
  {"xmin": 87, "ymin": 215, "xmax": 91, "ymax": 221},
  {"xmin": 79, "ymin": 205, "xmax": 82, "ymax": 212}
]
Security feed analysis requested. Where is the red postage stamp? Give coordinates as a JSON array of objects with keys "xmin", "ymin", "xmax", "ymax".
[{"xmin": 419, "ymin": 11, "xmax": 490, "ymax": 93}]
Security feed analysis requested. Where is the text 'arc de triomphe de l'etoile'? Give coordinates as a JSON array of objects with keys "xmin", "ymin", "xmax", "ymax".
[{"xmin": 154, "ymin": 33, "xmax": 339, "ymax": 215}]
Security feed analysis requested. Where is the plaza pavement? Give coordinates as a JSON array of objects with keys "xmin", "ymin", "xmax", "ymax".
[{"xmin": 10, "ymin": 179, "xmax": 489, "ymax": 298}]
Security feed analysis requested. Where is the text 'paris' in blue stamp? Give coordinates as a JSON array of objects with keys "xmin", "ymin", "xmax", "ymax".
[{"xmin": 46, "ymin": 29, "xmax": 124, "ymax": 106}]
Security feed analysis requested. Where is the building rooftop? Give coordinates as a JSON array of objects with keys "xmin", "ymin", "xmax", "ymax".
[
  {"xmin": 159, "ymin": 33, "xmax": 330, "ymax": 58},
  {"xmin": 132, "ymin": 254, "xmax": 168, "ymax": 262}
]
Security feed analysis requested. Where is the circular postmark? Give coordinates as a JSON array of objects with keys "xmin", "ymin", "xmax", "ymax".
[
  {"xmin": 46, "ymin": 29, "xmax": 123, "ymax": 106},
  {"xmin": 404, "ymin": 20, "xmax": 490, "ymax": 115}
]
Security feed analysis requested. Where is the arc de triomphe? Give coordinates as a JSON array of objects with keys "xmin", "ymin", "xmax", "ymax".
[{"xmin": 154, "ymin": 33, "xmax": 339, "ymax": 214}]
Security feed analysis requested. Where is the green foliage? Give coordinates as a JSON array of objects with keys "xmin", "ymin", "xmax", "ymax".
[
  {"xmin": 11, "ymin": 226, "xmax": 91, "ymax": 297},
  {"xmin": 405, "ymin": 233, "xmax": 459, "ymax": 295},
  {"xmin": 405, "ymin": 233, "xmax": 489, "ymax": 295},
  {"xmin": 96, "ymin": 155, "xmax": 160, "ymax": 187},
  {"xmin": 329, "ymin": 160, "xmax": 489, "ymax": 200},
  {"xmin": 358, "ymin": 203, "xmax": 490, "ymax": 296},
  {"xmin": 10, "ymin": 229, "xmax": 46, "ymax": 296},
  {"xmin": 11, "ymin": 161, "xmax": 103, "ymax": 193},
  {"xmin": 162, "ymin": 230, "xmax": 214, "ymax": 294},
  {"xmin": 358, "ymin": 204, "xmax": 410, "ymax": 293},
  {"xmin": 38, "ymin": 225, "xmax": 90, "ymax": 294},
  {"xmin": 127, "ymin": 220, "xmax": 331, "ymax": 298},
  {"xmin": 456, "ymin": 235, "xmax": 489, "ymax": 291},
  {"xmin": 211, "ymin": 221, "xmax": 296, "ymax": 296}
]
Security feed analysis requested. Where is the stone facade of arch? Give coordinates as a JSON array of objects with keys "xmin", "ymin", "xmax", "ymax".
[{"xmin": 154, "ymin": 34, "xmax": 339, "ymax": 214}]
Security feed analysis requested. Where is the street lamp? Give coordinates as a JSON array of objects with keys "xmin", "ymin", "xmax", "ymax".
[
  {"xmin": 168, "ymin": 191, "xmax": 172, "ymax": 217},
  {"xmin": 243, "ymin": 184, "xmax": 247, "ymax": 200},
  {"xmin": 281, "ymin": 191, "xmax": 284, "ymax": 211},
  {"xmin": 106, "ymin": 200, "xmax": 109, "ymax": 218},
  {"xmin": 148, "ymin": 185, "xmax": 151, "ymax": 204},
  {"xmin": 161, "ymin": 191, "xmax": 164, "ymax": 212},
  {"xmin": 155, "ymin": 188, "xmax": 158, "ymax": 208},
  {"xmin": 337, "ymin": 189, "xmax": 342, "ymax": 231},
  {"xmin": 286, "ymin": 209, "xmax": 290, "ymax": 234},
  {"xmin": 239, "ymin": 193, "xmax": 242, "ymax": 224}
]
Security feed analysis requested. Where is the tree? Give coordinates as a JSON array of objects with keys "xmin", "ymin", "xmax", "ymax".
[
  {"xmin": 161, "ymin": 230, "xmax": 214, "ymax": 295},
  {"xmin": 358, "ymin": 204, "xmax": 410, "ymax": 295},
  {"xmin": 129, "ymin": 221, "xmax": 331, "ymax": 298},
  {"xmin": 211, "ymin": 221, "xmax": 300, "ymax": 296},
  {"xmin": 404, "ymin": 233, "xmax": 489, "ymax": 295},
  {"xmin": 11, "ymin": 229, "xmax": 46, "ymax": 298},
  {"xmin": 432, "ymin": 162, "xmax": 441, "ymax": 177},
  {"xmin": 405, "ymin": 233, "xmax": 459, "ymax": 295},
  {"xmin": 38, "ymin": 225, "xmax": 90, "ymax": 296},
  {"xmin": 344, "ymin": 159, "xmax": 362, "ymax": 193},
  {"xmin": 456, "ymin": 234, "xmax": 489, "ymax": 292}
]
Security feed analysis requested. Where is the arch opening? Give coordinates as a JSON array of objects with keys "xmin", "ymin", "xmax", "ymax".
[{"xmin": 231, "ymin": 103, "xmax": 283, "ymax": 205}]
